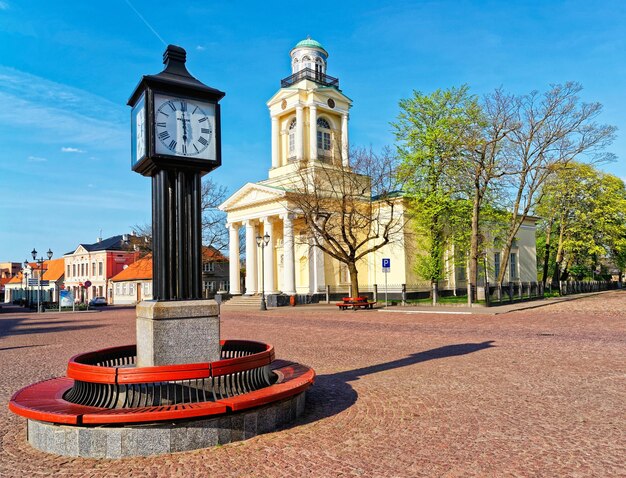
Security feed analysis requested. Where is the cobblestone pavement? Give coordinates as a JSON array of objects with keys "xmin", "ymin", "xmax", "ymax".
[{"xmin": 0, "ymin": 292, "xmax": 624, "ymax": 477}]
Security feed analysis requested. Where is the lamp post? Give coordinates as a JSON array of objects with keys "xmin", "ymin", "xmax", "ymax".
[
  {"xmin": 256, "ymin": 233, "xmax": 270, "ymax": 311},
  {"xmin": 31, "ymin": 248, "xmax": 53, "ymax": 313},
  {"xmin": 23, "ymin": 260, "xmax": 29, "ymax": 308}
]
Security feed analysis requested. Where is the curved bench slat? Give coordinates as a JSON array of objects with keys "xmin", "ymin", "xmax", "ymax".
[{"xmin": 9, "ymin": 362, "xmax": 315, "ymax": 425}]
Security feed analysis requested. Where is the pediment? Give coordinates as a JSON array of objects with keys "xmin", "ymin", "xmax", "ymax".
[
  {"xmin": 74, "ymin": 245, "xmax": 88, "ymax": 255},
  {"xmin": 219, "ymin": 183, "xmax": 287, "ymax": 211}
]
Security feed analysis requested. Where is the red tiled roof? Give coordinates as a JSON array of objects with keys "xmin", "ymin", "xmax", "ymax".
[
  {"xmin": 202, "ymin": 246, "xmax": 227, "ymax": 262},
  {"xmin": 42, "ymin": 258, "xmax": 65, "ymax": 281},
  {"xmin": 7, "ymin": 273, "xmax": 22, "ymax": 284},
  {"xmin": 0, "ymin": 277, "xmax": 11, "ymax": 286},
  {"xmin": 110, "ymin": 255, "xmax": 152, "ymax": 282}
]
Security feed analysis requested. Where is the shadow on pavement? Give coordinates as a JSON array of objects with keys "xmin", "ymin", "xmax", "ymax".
[
  {"xmin": 299, "ymin": 341, "xmax": 496, "ymax": 425},
  {"xmin": 0, "ymin": 344, "xmax": 46, "ymax": 352},
  {"xmin": 0, "ymin": 317, "xmax": 104, "ymax": 339}
]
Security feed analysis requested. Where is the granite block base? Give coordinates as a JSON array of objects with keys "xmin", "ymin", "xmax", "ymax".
[
  {"xmin": 26, "ymin": 391, "xmax": 306, "ymax": 458},
  {"xmin": 136, "ymin": 299, "xmax": 220, "ymax": 366}
]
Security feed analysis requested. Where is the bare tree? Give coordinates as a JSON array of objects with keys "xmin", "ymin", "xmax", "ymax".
[
  {"xmin": 495, "ymin": 82, "xmax": 616, "ymax": 285},
  {"xmin": 285, "ymin": 147, "xmax": 406, "ymax": 296},
  {"xmin": 201, "ymin": 177, "xmax": 228, "ymax": 252},
  {"xmin": 465, "ymin": 89, "xmax": 520, "ymax": 299}
]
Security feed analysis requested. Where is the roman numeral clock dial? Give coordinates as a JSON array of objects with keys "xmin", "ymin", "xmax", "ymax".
[{"xmin": 153, "ymin": 94, "xmax": 215, "ymax": 161}]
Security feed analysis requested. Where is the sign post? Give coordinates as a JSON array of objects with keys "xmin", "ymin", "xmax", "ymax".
[{"xmin": 382, "ymin": 258, "xmax": 390, "ymax": 306}]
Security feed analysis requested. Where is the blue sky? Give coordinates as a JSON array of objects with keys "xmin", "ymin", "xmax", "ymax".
[{"xmin": 0, "ymin": 0, "xmax": 624, "ymax": 261}]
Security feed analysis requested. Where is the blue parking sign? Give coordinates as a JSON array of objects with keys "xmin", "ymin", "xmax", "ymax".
[{"xmin": 382, "ymin": 258, "xmax": 390, "ymax": 271}]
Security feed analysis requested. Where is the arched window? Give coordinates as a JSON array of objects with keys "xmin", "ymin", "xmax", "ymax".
[
  {"xmin": 288, "ymin": 118, "xmax": 297, "ymax": 156},
  {"xmin": 292, "ymin": 57, "xmax": 299, "ymax": 73},
  {"xmin": 317, "ymin": 118, "xmax": 331, "ymax": 152},
  {"xmin": 302, "ymin": 55, "xmax": 312, "ymax": 71},
  {"xmin": 314, "ymin": 57, "xmax": 324, "ymax": 78}
]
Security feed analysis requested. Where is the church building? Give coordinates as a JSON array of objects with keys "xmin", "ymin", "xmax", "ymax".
[{"xmin": 219, "ymin": 38, "xmax": 538, "ymax": 301}]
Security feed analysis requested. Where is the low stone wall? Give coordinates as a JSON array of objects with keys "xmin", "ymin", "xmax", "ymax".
[{"xmin": 27, "ymin": 391, "xmax": 306, "ymax": 458}]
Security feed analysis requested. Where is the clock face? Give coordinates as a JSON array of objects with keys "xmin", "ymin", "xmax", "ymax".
[
  {"xmin": 136, "ymin": 105, "xmax": 146, "ymax": 159},
  {"xmin": 131, "ymin": 93, "xmax": 146, "ymax": 168},
  {"xmin": 154, "ymin": 94, "xmax": 215, "ymax": 160}
]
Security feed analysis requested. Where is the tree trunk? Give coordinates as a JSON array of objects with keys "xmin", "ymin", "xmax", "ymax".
[
  {"xmin": 541, "ymin": 218, "xmax": 554, "ymax": 287},
  {"xmin": 348, "ymin": 262, "xmax": 359, "ymax": 298},
  {"xmin": 432, "ymin": 280, "xmax": 439, "ymax": 305},
  {"xmin": 468, "ymin": 190, "xmax": 481, "ymax": 302},
  {"xmin": 552, "ymin": 219, "xmax": 566, "ymax": 285}
]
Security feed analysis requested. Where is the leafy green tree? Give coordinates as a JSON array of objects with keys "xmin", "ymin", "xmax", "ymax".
[
  {"xmin": 393, "ymin": 86, "xmax": 479, "ymax": 301},
  {"xmin": 537, "ymin": 163, "xmax": 626, "ymax": 284}
]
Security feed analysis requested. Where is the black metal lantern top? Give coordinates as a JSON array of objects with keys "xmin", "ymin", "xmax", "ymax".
[{"xmin": 128, "ymin": 45, "xmax": 226, "ymax": 177}]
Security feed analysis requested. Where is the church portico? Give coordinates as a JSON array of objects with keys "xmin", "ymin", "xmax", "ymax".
[{"xmin": 225, "ymin": 208, "xmax": 299, "ymax": 297}]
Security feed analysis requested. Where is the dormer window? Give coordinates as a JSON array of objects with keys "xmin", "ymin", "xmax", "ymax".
[{"xmin": 317, "ymin": 118, "xmax": 331, "ymax": 152}]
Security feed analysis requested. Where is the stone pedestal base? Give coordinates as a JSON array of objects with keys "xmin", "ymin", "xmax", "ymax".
[
  {"xmin": 26, "ymin": 392, "xmax": 306, "ymax": 458},
  {"xmin": 136, "ymin": 299, "xmax": 220, "ymax": 367}
]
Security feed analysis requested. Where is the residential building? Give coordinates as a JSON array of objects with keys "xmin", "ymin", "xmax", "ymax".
[
  {"xmin": 0, "ymin": 262, "xmax": 21, "ymax": 279},
  {"xmin": 3, "ymin": 258, "xmax": 65, "ymax": 304},
  {"xmin": 64, "ymin": 235, "xmax": 139, "ymax": 304},
  {"xmin": 201, "ymin": 246, "xmax": 229, "ymax": 296},
  {"xmin": 110, "ymin": 255, "xmax": 153, "ymax": 305}
]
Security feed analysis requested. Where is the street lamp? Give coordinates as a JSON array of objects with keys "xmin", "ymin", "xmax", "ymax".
[
  {"xmin": 31, "ymin": 248, "xmax": 53, "ymax": 313},
  {"xmin": 23, "ymin": 260, "xmax": 29, "ymax": 308},
  {"xmin": 256, "ymin": 233, "xmax": 270, "ymax": 311}
]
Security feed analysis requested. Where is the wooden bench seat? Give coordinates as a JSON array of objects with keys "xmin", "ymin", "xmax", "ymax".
[
  {"xmin": 9, "ymin": 361, "xmax": 314, "ymax": 426},
  {"xmin": 336, "ymin": 297, "xmax": 376, "ymax": 310}
]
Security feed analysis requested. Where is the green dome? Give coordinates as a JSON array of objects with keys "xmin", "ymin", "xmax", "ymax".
[{"xmin": 293, "ymin": 37, "xmax": 327, "ymax": 54}]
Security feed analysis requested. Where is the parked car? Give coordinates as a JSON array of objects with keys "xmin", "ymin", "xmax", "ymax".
[{"xmin": 89, "ymin": 297, "xmax": 107, "ymax": 306}]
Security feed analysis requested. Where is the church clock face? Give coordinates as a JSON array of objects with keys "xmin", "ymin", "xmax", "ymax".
[{"xmin": 154, "ymin": 94, "xmax": 216, "ymax": 160}]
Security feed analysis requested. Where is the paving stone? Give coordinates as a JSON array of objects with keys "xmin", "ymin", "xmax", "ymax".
[{"xmin": 1, "ymin": 291, "xmax": 625, "ymax": 476}]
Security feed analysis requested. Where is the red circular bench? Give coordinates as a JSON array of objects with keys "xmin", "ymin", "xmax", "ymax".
[{"xmin": 9, "ymin": 340, "xmax": 314, "ymax": 426}]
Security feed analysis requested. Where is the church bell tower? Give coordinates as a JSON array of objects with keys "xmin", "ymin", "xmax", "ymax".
[{"xmin": 266, "ymin": 37, "xmax": 353, "ymax": 181}]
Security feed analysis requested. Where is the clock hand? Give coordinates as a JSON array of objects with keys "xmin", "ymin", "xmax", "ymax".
[{"xmin": 181, "ymin": 110, "xmax": 188, "ymax": 142}]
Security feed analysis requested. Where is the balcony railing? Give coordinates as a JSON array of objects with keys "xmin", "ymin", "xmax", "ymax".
[{"xmin": 281, "ymin": 68, "xmax": 339, "ymax": 88}]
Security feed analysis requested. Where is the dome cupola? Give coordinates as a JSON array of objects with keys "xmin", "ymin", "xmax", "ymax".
[{"xmin": 290, "ymin": 36, "xmax": 328, "ymax": 75}]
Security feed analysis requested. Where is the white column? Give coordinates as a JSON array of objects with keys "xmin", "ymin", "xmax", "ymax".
[
  {"xmin": 244, "ymin": 220, "xmax": 257, "ymax": 295},
  {"xmin": 227, "ymin": 223, "xmax": 241, "ymax": 294},
  {"xmin": 282, "ymin": 214, "xmax": 296, "ymax": 294},
  {"xmin": 295, "ymin": 105, "xmax": 304, "ymax": 161},
  {"xmin": 309, "ymin": 105, "xmax": 317, "ymax": 161},
  {"xmin": 263, "ymin": 217, "xmax": 276, "ymax": 293},
  {"xmin": 341, "ymin": 113, "xmax": 349, "ymax": 166},
  {"xmin": 310, "ymin": 229, "xmax": 326, "ymax": 294},
  {"xmin": 271, "ymin": 115, "xmax": 279, "ymax": 168}
]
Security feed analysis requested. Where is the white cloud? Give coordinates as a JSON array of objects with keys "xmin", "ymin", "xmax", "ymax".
[
  {"xmin": 0, "ymin": 67, "xmax": 126, "ymax": 148},
  {"xmin": 0, "ymin": 2, "xmax": 9, "ymax": 10},
  {"xmin": 196, "ymin": 45, "xmax": 206, "ymax": 51},
  {"xmin": 27, "ymin": 155, "xmax": 47, "ymax": 162},
  {"xmin": 61, "ymin": 147, "xmax": 86, "ymax": 153}
]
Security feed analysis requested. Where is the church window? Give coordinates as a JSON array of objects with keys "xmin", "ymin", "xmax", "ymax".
[
  {"xmin": 302, "ymin": 55, "xmax": 312, "ymax": 71},
  {"xmin": 317, "ymin": 118, "xmax": 331, "ymax": 152},
  {"xmin": 315, "ymin": 57, "xmax": 324, "ymax": 78},
  {"xmin": 288, "ymin": 118, "xmax": 297, "ymax": 155}
]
